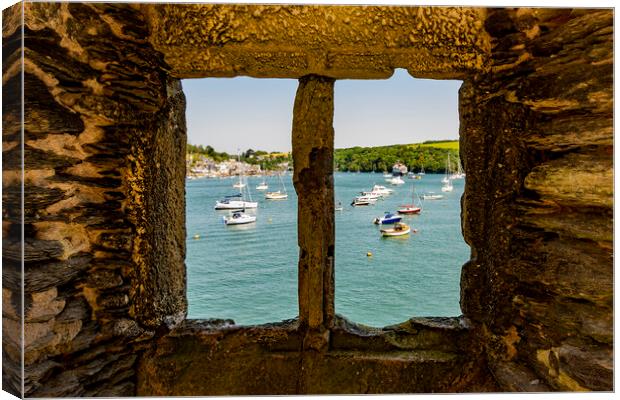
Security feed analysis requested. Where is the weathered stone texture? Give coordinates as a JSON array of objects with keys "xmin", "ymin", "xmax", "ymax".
[
  {"xmin": 3, "ymin": 2, "xmax": 186, "ymax": 397},
  {"xmin": 292, "ymin": 75, "xmax": 335, "ymax": 344},
  {"xmin": 2, "ymin": 3, "xmax": 612, "ymax": 396},
  {"xmin": 142, "ymin": 4, "xmax": 490, "ymax": 79},
  {"xmin": 2, "ymin": 3, "xmax": 24, "ymax": 397},
  {"xmin": 137, "ymin": 316, "xmax": 493, "ymax": 395},
  {"xmin": 460, "ymin": 8, "xmax": 612, "ymax": 392}
]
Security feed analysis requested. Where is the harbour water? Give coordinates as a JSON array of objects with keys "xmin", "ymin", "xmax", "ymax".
[{"xmin": 186, "ymin": 172, "xmax": 469, "ymax": 327}]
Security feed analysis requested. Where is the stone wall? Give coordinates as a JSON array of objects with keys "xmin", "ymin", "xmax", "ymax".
[
  {"xmin": 3, "ymin": 3, "xmax": 186, "ymax": 396},
  {"xmin": 2, "ymin": 3, "xmax": 613, "ymax": 396},
  {"xmin": 460, "ymin": 8, "xmax": 613, "ymax": 391},
  {"xmin": 2, "ymin": 3, "xmax": 23, "ymax": 396}
]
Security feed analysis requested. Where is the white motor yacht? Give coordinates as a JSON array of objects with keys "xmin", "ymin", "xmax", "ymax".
[{"xmin": 223, "ymin": 211, "xmax": 256, "ymax": 225}]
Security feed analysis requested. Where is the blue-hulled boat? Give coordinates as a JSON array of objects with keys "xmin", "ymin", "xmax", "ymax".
[{"xmin": 373, "ymin": 212, "xmax": 402, "ymax": 225}]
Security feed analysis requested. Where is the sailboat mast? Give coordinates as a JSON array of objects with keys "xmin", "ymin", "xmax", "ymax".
[
  {"xmin": 281, "ymin": 172, "xmax": 287, "ymax": 194},
  {"xmin": 244, "ymin": 172, "xmax": 251, "ymax": 202}
]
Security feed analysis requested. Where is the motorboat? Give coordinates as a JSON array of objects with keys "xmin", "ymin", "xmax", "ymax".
[
  {"xmin": 351, "ymin": 198, "xmax": 374, "ymax": 206},
  {"xmin": 380, "ymin": 222, "xmax": 411, "ymax": 237},
  {"xmin": 370, "ymin": 185, "xmax": 394, "ymax": 195},
  {"xmin": 389, "ymin": 176, "xmax": 405, "ymax": 185},
  {"xmin": 373, "ymin": 212, "xmax": 402, "ymax": 225},
  {"xmin": 353, "ymin": 195, "xmax": 378, "ymax": 204},
  {"xmin": 359, "ymin": 191, "xmax": 383, "ymax": 200},
  {"xmin": 362, "ymin": 190, "xmax": 384, "ymax": 198},
  {"xmin": 421, "ymin": 192, "xmax": 444, "ymax": 200},
  {"xmin": 223, "ymin": 211, "xmax": 256, "ymax": 225}
]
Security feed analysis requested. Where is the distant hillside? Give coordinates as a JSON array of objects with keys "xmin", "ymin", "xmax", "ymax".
[
  {"xmin": 418, "ymin": 140, "xmax": 459, "ymax": 150},
  {"xmin": 334, "ymin": 140, "xmax": 460, "ymax": 173}
]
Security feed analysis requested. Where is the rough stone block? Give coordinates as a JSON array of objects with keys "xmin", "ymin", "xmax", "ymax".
[{"xmin": 25, "ymin": 287, "xmax": 66, "ymax": 322}]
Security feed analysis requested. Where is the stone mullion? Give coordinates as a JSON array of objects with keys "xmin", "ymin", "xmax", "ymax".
[{"xmin": 292, "ymin": 75, "xmax": 335, "ymax": 347}]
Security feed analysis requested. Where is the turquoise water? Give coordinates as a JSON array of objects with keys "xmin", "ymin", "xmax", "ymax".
[{"xmin": 186, "ymin": 172, "xmax": 469, "ymax": 327}]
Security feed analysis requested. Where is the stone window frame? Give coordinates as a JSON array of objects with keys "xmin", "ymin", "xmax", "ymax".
[
  {"xmin": 136, "ymin": 3, "xmax": 489, "ymax": 345},
  {"xmin": 4, "ymin": 3, "xmax": 612, "ymax": 395},
  {"xmin": 191, "ymin": 76, "xmax": 451, "ymax": 317},
  {"xmin": 151, "ymin": 72, "xmax": 478, "ymax": 392},
  {"xmin": 184, "ymin": 72, "xmax": 467, "ymax": 331}
]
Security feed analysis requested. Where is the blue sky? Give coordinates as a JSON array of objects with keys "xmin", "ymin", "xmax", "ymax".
[{"xmin": 183, "ymin": 69, "xmax": 461, "ymax": 153}]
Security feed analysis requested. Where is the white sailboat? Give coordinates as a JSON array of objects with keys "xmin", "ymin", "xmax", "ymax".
[
  {"xmin": 232, "ymin": 178, "xmax": 246, "ymax": 189},
  {"xmin": 441, "ymin": 154, "xmax": 454, "ymax": 192},
  {"xmin": 370, "ymin": 185, "xmax": 394, "ymax": 195},
  {"xmin": 215, "ymin": 151, "xmax": 258, "ymax": 209},
  {"xmin": 256, "ymin": 177, "xmax": 268, "ymax": 190},
  {"xmin": 450, "ymin": 159, "xmax": 465, "ymax": 179},
  {"xmin": 441, "ymin": 180, "xmax": 454, "ymax": 192},
  {"xmin": 214, "ymin": 187, "xmax": 258, "ymax": 209},
  {"xmin": 265, "ymin": 172, "xmax": 288, "ymax": 200},
  {"xmin": 232, "ymin": 155, "xmax": 246, "ymax": 188},
  {"xmin": 442, "ymin": 154, "xmax": 452, "ymax": 184}
]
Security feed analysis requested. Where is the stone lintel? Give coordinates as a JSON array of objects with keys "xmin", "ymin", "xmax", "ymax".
[{"xmin": 142, "ymin": 4, "xmax": 490, "ymax": 79}]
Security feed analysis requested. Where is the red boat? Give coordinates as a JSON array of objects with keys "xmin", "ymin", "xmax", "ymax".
[
  {"xmin": 397, "ymin": 183, "xmax": 422, "ymax": 214},
  {"xmin": 397, "ymin": 205, "xmax": 421, "ymax": 214}
]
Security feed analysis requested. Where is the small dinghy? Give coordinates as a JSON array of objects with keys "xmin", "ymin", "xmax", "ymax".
[
  {"xmin": 380, "ymin": 222, "xmax": 411, "ymax": 237},
  {"xmin": 265, "ymin": 190, "xmax": 288, "ymax": 200}
]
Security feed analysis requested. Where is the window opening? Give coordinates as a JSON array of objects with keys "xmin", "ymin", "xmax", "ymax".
[
  {"xmin": 333, "ymin": 69, "xmax": 468, "ymax": 326},
  {"xmin": 183, "ymin": 77, "xmax": 298, "ymax": 325}
]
